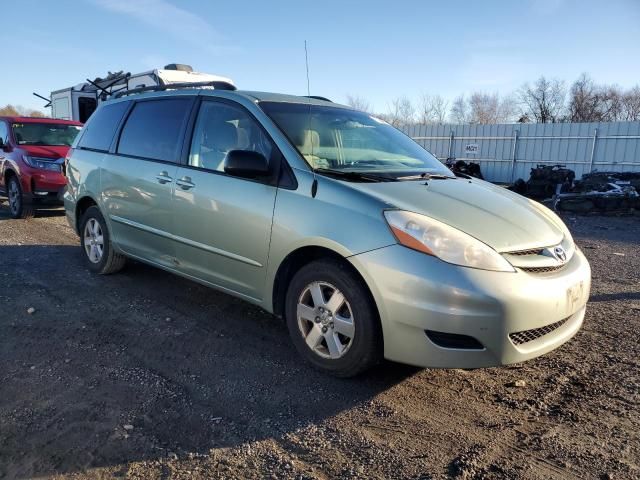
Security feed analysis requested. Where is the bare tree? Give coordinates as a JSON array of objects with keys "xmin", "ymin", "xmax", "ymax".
[
  {"xmin": 469, "ymin": 92, "xmax": 500, "ymax": 124},
  {"xmin": 621, "ymin": 86, "xmax": 640, "ymax": 121},
  {"xmin": 449, "ymin": 95, "xmax": 470, "ymax": 124},
  {"xmin": 449, "ymin": 93, "xmax": 516, "ymax": 124},
  {"xmin": 599, "ymin": 85, "xmax": 624, "ymax": 121},
  {"xmin": 568, "ymin": 74, "xmax": 628, "ymax": 122},
  {"xmin": 568, "ymin": 73, "xmax": 599, "ymax": 122},
  {"xmin": 345, "ymin": 94, "xmax": 372, "ymax": 113},
  {"xmin": 418, "ymin": 94, "xmax": 448, "ymax": 124},
  {"xmin": 498, "ymin": 95, "xmax": 518, "ymax": 123},
  {"xmin": 385, "ymin": 96, "xmax": 416, "ymax": 127},
  {"xmin": 518, "ymin": 76, "xmax": 566, "ymax": 123}
]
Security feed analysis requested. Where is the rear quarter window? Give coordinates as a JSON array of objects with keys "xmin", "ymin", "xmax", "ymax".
[
  {"xmin": 117, "ymin": 98, "xmax": 192, "ymax": 162},
  {"xmin": 77, "ymin": 101, "xmax": 130, "ymax": 152}
]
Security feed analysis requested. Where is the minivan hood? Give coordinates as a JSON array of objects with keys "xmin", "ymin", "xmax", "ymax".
[
  {"xmin": 21, "ymin": 145, "xmax": 69, "ymax": 159},
  {"xmin": 350, "ymin": 178, "xmax": 564, "ymax": 252}
]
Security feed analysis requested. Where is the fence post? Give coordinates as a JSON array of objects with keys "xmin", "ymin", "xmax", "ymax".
[
  {"xmin": 510, "ymin": 129, "xmax": 519, "ymax": 182},
  {"xmin": 588, "ymin": 127, "xmax": 598, "ymax": 172},
  {"xmin": 448, "ymin": 130, "xmax": 454, "ymax": 159}
]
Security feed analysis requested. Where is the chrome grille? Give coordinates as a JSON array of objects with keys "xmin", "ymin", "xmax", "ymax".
[
  {"xmin": 504, "ymin": 240, "xmax": 573, "ymax": 274},
  {"xmin": 519, "ymin": 265, "xmax": 567, "ymax": 274},
  {"xmin": 509, "ymin": 317, "xmax": 569, "ymax": 345},
  {"xmin": 507, "ymin": 248, "xmax": 544, "ymax": 256}
]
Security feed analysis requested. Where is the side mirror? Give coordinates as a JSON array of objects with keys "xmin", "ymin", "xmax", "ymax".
[{"xmin": 224, "ymin": 150, "xmax": 270, "ymax": 178}]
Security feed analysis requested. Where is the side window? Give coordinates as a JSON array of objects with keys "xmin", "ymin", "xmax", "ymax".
[
  {"xmin": 189, "ymin": 101, "xmax": 273, "ymax": 172},
  {"xmin": 78, "ymin": 101, "xmax": 129, "ymax": 152},
  {"xmin": 118, "ymin": 98, "xmax": 192, "ymax": 162},
  {"xmin": 0, "ymin": 121, "xmax": 8, "ymax": 145}
]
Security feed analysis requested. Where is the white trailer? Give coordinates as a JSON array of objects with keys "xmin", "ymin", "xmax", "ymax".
[
  {"xmin": 50, "ymin": 88, "xmax": 99, "ymax": 122},
  {"xmin": 49, "ymin": 64, "xmax": 235, "ymax": 122}
]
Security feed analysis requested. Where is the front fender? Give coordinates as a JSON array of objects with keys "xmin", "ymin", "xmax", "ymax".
[{"xmin": 262, "ymin": 169, "xmax": 396, "ymax": 311}]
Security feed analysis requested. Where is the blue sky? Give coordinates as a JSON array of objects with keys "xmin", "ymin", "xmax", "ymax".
[{"xmin": 2, "ymin": 0, "xmax": 639, "ymax": 113}]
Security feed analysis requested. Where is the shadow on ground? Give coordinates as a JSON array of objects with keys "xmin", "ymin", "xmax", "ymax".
[
  {"xmin": 0, "ymin": 244, "xmax": 418, "ymax": 478},
  {"xmin": 0, "ymin": 198, "xmax": 66, "ymax": 221}
]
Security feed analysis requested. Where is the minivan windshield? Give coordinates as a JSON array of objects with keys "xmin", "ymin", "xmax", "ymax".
[
  {"xmin": 12, "ymin": 122, "xmax": 82, "ymax": 147},
  {"xmin": 260, "ymin": 102, "xmax": 453, "ymax": 179}
]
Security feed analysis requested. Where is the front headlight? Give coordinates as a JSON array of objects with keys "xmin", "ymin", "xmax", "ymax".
[
  {"xmin": 23, "ymin": 155, "xmax": 63, "ymax": 172},
  {"xmin": 384, "ymin": 210, "xmax": 515, "ymax": 272}
]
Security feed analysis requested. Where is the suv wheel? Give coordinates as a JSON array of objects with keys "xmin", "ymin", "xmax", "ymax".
[
  {"xmin": 7, "ymin": 176, "xmax": 34, "ymax": 219},
  {"xmin": 285, "ymin": 258, "xmax": 382, "ymax": 377},
  {"xmin": 79, "ymin": 206, "xmax": 126, "ymax": 274}
]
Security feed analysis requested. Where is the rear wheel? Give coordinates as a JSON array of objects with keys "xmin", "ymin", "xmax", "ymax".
[
  {"xmin": 285, "ymin": 258, "xmax": 382, "ymax": 377},
  {"xmin": 79, "ymin": 206, "xmax": 126, "ymax": 274},
  {"xmin": 7, "ymin": 176, "xmax": 34, "ymax": 219}
]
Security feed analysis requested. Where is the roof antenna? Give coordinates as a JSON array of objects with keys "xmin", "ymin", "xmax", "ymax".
[
  {"xmin": 304, "ymin": 40, "xmax": 311, "ymax": 98},
  {"xmin": 305, "ymin": 40, "xmax": 318, "ymax": 198}
]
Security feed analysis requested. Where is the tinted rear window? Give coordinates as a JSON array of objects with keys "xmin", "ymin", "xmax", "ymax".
[
  {"xmin": 117, "ymin": 98, "xmax": 192, "ymax": 162},
  {"xmin": 77, "ymin": 101, "xmax": 129, "ymax": 152}
]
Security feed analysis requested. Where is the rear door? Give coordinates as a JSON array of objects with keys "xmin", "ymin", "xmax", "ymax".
[
  {"xmin": 171, "ymin": 99, "xmax": 280, "ymax": 301},
  {"xmin": 101, "ymin": 96, "xmax": 194, "ymax": 268}
]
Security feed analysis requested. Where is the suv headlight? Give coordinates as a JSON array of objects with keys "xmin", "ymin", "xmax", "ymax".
[
  {"xmin": 23, "ymin": 155, "xmax": 63, "ymax": 172},
  {"xmin": 384, "ymin": 210, "xmax": 515, "ymax": 272}
]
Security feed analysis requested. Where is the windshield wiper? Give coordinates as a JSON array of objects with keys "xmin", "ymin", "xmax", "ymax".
[
  {"xmin": 396, "ymin": 172, "xmax": 455, "ymax": 181},
  {"xmin": 314, "ymin": 168, "xmax": 397, "ymax": 182}
]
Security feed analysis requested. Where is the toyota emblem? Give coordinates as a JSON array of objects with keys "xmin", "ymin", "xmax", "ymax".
[{"xmin": 554, "ymin": 245, "xmax": 567, "ymax": 262}]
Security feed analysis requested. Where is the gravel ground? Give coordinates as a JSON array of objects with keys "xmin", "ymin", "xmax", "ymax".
[{"xmin": 0, "ymin": 202, "xmax": 638, "ymax": 480}]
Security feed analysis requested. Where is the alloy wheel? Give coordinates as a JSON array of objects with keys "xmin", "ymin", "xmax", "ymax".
[
  {"xmin": 297, "ymin": 281, "xmax": 355, "ymax": 359},
  {"xmin": 83, "ymin": 218, "xmax": 105, "ymax": 264}
]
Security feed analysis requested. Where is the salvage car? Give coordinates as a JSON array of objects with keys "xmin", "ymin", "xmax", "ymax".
[
  {"xmin": 64, "ymin": 85, "xmax": 591, "ymax": 376},
  {"xmin": 0, "ymin": 116, "xmax": 83, "ymax": 218}
]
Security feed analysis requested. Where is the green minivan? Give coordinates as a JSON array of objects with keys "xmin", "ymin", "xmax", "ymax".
[{"xmin": 64, "ymin": 86, "xmax": 591, "ymax": 377}]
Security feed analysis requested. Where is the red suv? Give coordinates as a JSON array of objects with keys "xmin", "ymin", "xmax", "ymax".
[{"xmin": 0, "ymin": 116, "xmax": 83, "ymax": 218}]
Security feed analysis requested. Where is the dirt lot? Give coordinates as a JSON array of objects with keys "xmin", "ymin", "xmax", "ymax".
[{"xmin": 0, "ymin": 202, "xmax": 638, "ymax": 480}]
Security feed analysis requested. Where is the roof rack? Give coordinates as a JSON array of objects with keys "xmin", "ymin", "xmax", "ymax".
[
  {"xmin": 115, "ymin": 80, "xmax": 236, "ymax": 98},
  {"xmin": 302, "ymin": 95, "xmax": 333, "ymax": 102}
]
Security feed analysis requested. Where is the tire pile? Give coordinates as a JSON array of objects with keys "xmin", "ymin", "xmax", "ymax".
[
  {"xmin": 508, "ymin": 165, "xmax": 640, "ymax": 214},
  {"xmin": 555, "ymin": 171, "xmax": 640, "ymax": 214}
]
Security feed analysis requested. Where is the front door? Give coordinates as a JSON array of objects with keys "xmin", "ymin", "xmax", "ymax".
[
  {"xmin": 0, "ymin": 120, "xmax": 9, "ymax": 194},
  {"xmin": 171, "ymin": 99, "xmax": 279, "ymax": 301}
]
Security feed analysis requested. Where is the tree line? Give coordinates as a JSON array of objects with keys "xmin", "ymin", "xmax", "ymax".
[
  {"xmin": 347, "ymin": 73, "xmax": 640, "ymax": 126},
  {"xmin": 0, "ymin": 104, "xmax": 47, "ymax": 117}
]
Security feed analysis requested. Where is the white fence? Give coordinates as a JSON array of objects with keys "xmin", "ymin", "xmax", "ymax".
[{"xmin": 403, "ymin": 121, "xmax": 640, "ymax": 183}]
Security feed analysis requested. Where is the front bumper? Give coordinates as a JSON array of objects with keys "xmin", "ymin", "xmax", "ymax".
[
  {"xmin": 22, "ymin": 170, "xmax": 66, "ymax": 205},
  {"xmin": 349, "ymin": 244, "xmax": 591, "ymax": 369}
]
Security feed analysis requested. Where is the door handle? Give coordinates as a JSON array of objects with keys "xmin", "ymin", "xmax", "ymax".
[
  {"xmin": 156, "ymin": 171, "xmax": 173, "ymax": 184},
  {"xmin": 176, "ymin": 176, "xmax": 195, "ymax": 190}
]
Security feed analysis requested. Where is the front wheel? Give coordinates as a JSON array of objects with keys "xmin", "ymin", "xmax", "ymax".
[
  {"xmin": 285, "ymin": 258, "xmax": 382, "ymax": 377},
  {"xmin": 79, "ymin": 206, "xmax": 126, "ymax": 274},
  {"xmin": 7, "ymin": 176, "xmax": 34, "ymax": 219}
]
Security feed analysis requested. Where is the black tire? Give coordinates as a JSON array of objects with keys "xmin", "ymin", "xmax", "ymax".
[
  {"xmin": 285, "ymin": 258, "xmax": 382, "ymax": 377},
  {"xmin": 79, "ymin": 206, "xmax": 126, "ymax": 275},
  {"xmin": 7, "ymin": 176, "xmax": 35, "ymax": 219}
]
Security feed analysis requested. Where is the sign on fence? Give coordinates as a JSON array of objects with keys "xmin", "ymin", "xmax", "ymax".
[{"xmin": 464, "ymin": 144, "xmax": 479, "ymax": 154}]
